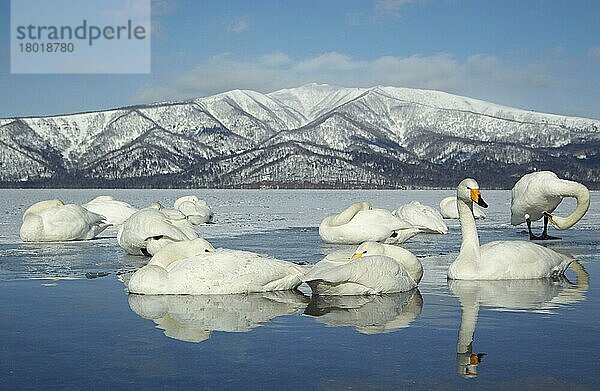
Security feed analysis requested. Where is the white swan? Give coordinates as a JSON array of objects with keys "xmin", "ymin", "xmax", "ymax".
[
  {"xmin": 174, "ymin": 195, "xmax": 213, "ymax": 225},
  {"xmin": 439, "ymin": 196, "xmax": 486, "ymax": 220},
  {"xmin": 82, "ymin": 195, "xmax": 138, "ymax": 227},
  {"xmin": 450, "ymin": 262, "xmax": 588, "ymax": 378},
  {"xmin": 303, "ymin": 242, "xmax": 422, "ymax": 295},
  {"xmin": 303, "ymin": 290, "xmax": 423, "ymax": 334},
  {"xmin": 128, "ymin": 291, "xmax": 308, "ymax": 343},
  {"xmin": 393, "ymin": 201, "xmax": 448, "ymax": 234},
  {"xmin": 117, "ymin": 208, "xmax": 198, "ymax": 256},
  {"xmin": 510, "ymin": 171, "xmax": 590, "ymax": 240},
  {"xmin": 319, "ymin": 201, "xmax": 419, "ymax": 244},
  {"xmin": 128, "ymin": 238, "xmax": 308, "ymax": 294},
  {"xmin": 20, "ymin": 199, "xmax": 107, "ymax": 242},
  {"xmin": 147, "ymin": 202, "xmax": 198, "ymax": 239},
  {"xmin": 447, "ymin": 178, "xmax": 575, "ymax": 280}
]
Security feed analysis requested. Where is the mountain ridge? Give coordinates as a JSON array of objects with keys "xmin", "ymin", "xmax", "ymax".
[{"xmin": 1, "ymin": 84, "xmax": 598, "ymax": 189}]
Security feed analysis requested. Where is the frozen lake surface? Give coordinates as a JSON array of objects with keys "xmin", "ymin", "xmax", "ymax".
[{"xmin": 1, "ymin": 189, "xmax": 599, "ymax": 389}]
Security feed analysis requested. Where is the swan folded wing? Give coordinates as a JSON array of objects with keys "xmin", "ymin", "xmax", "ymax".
[
  {"xmin": 166, "ymin": 250, "xmax": 305, "ymax": 294},
  {"xmin": 511, "ymin": 172, "xmax": 563, "ymax": 224},
  {"xmin": 304, "ymin": 256, "xmax": 417, "ymax": 293},
  {"xmin": 42, "ymin": 205, "xmax": 106, "ymax": 240},
  {"xmin": 82, "ymin": 199, "xmax": 137, "ymax": 226},
  {"xmin": 479, "ymin": 241, "xmax": 573, "ymax": 279}
]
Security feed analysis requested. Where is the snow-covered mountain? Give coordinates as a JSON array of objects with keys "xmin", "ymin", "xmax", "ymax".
[{"xmin": 1, "ymin": 83, "xmax": 598, "ymax": 188}]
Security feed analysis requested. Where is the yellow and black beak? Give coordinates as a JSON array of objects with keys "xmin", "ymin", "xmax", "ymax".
[
  {"xmin": 351, "ymin": 253, "xmax": 363, "ymax": 260},
  {"xmin": 470, "ymin": 189, "xmax": 488, "ymax": 208}
]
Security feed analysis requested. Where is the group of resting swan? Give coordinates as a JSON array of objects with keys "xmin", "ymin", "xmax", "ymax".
[{"xmin": 20, "ymin": 171, "xmax": 590, "ymax": 297}]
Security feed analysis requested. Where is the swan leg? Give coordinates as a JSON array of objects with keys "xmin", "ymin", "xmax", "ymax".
[
  {"xmin": 526, "ymin": 217, "xmax": 541, "ymax": 240},
  {"xmin": 539, "ymin": 215, "xmax": 560, "ymax": 240}
]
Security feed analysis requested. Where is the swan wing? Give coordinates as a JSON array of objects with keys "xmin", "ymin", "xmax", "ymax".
[
  {"xmin": 166, "ymin": 249, "xmax": 305, "ymax": 294},
  {"xmin": 304, "ymin": 255, "xmax": 416, "ymax": 294},
  {"xmin": 510, "ymin": 171, "xmax": 563, "ymax": 225},
  {"xmin": 479, "ymin": 241, "xmax": 573, "ymax": 279}
]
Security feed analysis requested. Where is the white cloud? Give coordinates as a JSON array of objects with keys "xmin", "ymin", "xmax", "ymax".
[
  {"xmin": 374, "ymin": 0, "xmax": 416, "ymax": 15},
  {"xmin": 588, "ymin": 46, "xmax": 600, "ymax": 60},
  {"xmin": 227, "ymin": 17, "xmax": 250, "ymax": 33},
  {"xmin": 131, "ymin": 51, "xmax": 580, "ymax": 114},
  {"xmin": 259, "ymin": 51, "xmax": 292, "ymax": 67}
]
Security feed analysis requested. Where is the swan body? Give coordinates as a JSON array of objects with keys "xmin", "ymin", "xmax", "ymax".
[
  {"xmin": 117, "ymin": 208, "xmax": 198, "ymax": 256},
  {"xmin": 304, "ymin": 242, "xmax": 422, "ymax": 295},
  {"xmin": 510, "ymin": 171, "xmax": 590, "ymax": 237},
  {"xmin": 147, "ymin": 202, "xmax": 198, "ymax": 239},
  {"xmin": 447, "ymin": 178, "xmax": 574, "ymax": 280},
  {"xmin": 440, "ymin": 196, "xmax": 486, "ymax": 219},
  {"xmin": 319, "ymin": 202, "xmax": 419, "ymax": 244},
  {"xmin": 20, "ymin": 199, "xmax": 107, "ymax": 242},
  {"xmin": 393, "ymin": 201, "xmax": 448, "ymax": 234},
  {"xmin": 174, "ymin": 196, "xmax": 213, "ymax": 225},
  {"xmin": 82, "ymin": 195, "xmax": 138, "ymax": 227},
  {"xmin": 128, "ymin": 238, "xmax": 308, "ymax": 294}
]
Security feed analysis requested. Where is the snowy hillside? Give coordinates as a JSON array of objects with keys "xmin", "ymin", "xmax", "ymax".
[{"xmin": 1, "ymin": 84, "xmax": 598, "ymax": 188}]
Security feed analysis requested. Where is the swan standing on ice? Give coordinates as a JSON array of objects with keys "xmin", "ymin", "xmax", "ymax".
[
  {"xmin": 174, "ymin": 196, "xmax": 213, "ymax": 225},
  {"xmin": 128, "ymin": 238, "xmax": 308, "ymax": 295},
  {"xmin": 304, "ymin": 242, "xmax": 422, "ymax": 295},
  {"xmin": 117, "ymin": 208, "xmax": 198, "ymax": 256},
  {"xmin": 447, "ymin": 178, "xmax": 575, "ymax": 280},
  {"xmin": 82, "ymin": 195, "xmax": 138, "ymax": 227},
  {"xmin": 510, "ymin": 171, "xmax": 590, "ymax": 240},
  {"xmin": 393, "ymin": 201, "xmax": 448, "ymax": 234},
  {"xmin": 20, "ymin": 199, "xmax": 107, "ymax": 242},
  {"xmin": 319, "ymin": 201, "xmax": 419, "ymax": 244},
  {"xmin": 439, "ymin": 196, "xmax": 486, "ymax": 220}
]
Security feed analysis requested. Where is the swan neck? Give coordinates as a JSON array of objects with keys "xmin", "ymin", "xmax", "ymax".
[
  {"xmin": 329, "ymin": 202, "xmax": 369, "ymax": 226},
  {"xmin": 457, "ymin": 198, "xmax": 480, "ymax": 262},
  {"xmin": 552, "ymin": 182, "xmax": 590, "ymax": 229}
]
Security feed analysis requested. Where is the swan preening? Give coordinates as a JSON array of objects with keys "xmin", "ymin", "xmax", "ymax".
[
  {"xmin": 319, "ymin": 201, "xmax": 419, "ymax": 244},
  {"xmin": 439, "ymin": 196, "xmax": 486, "ymax": 220},
  {"xmin": 511, "ymin": 171, "xmax": 590, "ymax": 240},
  {"xmin": 20, "ymin": 199, "xmax": 107, "ymax": 242},
  {"xmin": 304, "ymin": 242, "xmax": 422, "ymax": 295},
  {"xmin": 128, "ymin": 238, "xmax": 308, "ymax": 295},
  {"xmin": 448, "ymin": 178, "xmax": 575, "ymax": 280},
  {"xmin": 393, "ymin": 201, "xmax": 448, "ymax": 234}
]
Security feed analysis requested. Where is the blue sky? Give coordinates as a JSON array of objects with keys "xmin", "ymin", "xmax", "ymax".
[{"xmin": 1, "ymin": 0, "xmax": 600, "ymax": 119}]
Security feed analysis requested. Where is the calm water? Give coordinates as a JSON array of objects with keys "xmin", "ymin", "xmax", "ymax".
[{"xmin": 1, "ymin": 189, "xmax": 599, "ymax": 390}]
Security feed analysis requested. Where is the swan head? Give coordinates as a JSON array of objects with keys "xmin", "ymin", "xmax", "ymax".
[
  {"xmin": 457, "ymin": 178, "xmax": 488, "ymax": 208},
  {"xmin": 148, "ymin": 202, "xmax": 163, "ymax": 210},
  {"xmin": 174, "ymin": 195, "xmax": 200, "ymax": 209},
  {"xmin": 351, "ymin": 241, "xmax": 385, "ymax": 259}
]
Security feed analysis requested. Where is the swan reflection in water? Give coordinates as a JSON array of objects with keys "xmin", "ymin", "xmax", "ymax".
[
  {"xmin": 303, "ymin": 289, "xmax": 423, "ymax": 334},
  {"xmin": 128, "ymin": 291, "xmax": 309, "ymax": 343},
  {"xmin": 449, "ymin": 261, "xmax": 589, "ymax": 379}
]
